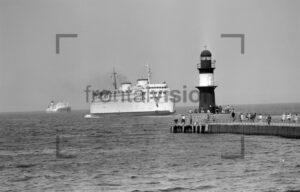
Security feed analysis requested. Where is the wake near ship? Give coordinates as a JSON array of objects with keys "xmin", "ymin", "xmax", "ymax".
[{"xmin": 88, "ymin": 66, "xmax": 175, "ymax": 116}]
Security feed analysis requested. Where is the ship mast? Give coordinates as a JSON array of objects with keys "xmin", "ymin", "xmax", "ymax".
[
  {"xmin": 146, "ymin": 64, "xmax": 151, "ymax": 84},
  {"xmin": 111, "ymin": 68, "xmax": 118, "ymax": 90}
]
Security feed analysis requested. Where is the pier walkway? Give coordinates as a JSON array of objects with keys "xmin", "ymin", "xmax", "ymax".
[{"xmin": 171, "ymin": 114, "xmax": 300, "ymax": 138}]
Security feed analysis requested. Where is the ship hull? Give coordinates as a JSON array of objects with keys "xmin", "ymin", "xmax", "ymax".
[
  {"xmin": 90, "ymin": 100, "xmax": 175, "ymax": 116},
  {"xmin": 46, "ymin": 107, "xmax": 71, "ymax": 112}
]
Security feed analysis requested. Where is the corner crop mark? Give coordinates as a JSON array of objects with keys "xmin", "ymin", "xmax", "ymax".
[
  {"xmin": 56, "ymin": 34, "xmax": 78, "ymax": 54},
  {"xmin": 221, "ymin": 34, "xmax": 245, "ymax": 54}
]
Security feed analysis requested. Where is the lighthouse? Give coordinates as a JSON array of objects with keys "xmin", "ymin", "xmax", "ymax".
[{"xmin": 196, "ymin": 48, "xmax": 217, "ymax": 113}]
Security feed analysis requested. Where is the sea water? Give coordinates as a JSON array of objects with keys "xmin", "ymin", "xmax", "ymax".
[{"xmin": 0, "ymin": 105, "xmax": 300, "ymax": 192}]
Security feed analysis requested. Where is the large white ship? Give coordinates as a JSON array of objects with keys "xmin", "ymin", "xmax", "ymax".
[
  {"xmin": 89, "ymin": 66, "xmax": 175, "ymax": 116},
  {"xmin": 46, "ymin": 101, "xmax": 71, "ymax": 112}
]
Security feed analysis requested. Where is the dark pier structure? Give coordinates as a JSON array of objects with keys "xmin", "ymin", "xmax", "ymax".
[
  {"xmin": 170, "ymin": 122, "xmax": 300, "ymax": 139},
  {"xmin": 196, "ymin": 49, "xmax": 217, "ymax": 113},
  {"xmin": 171, "ymin": 124, "xmax": 209, "ymax": 134}
]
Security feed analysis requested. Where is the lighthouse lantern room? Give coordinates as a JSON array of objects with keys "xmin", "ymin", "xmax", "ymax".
[{"xmin": 196, "ymin": 48, "xmax": 217, "ymax": 113}]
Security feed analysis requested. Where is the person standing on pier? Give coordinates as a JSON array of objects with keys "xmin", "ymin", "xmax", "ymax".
[
  {"xmin": 241, "ymin": 113, "xmax": 245, "ymax": 122},
  {"xmin": 267, "ymin": 115, "xmax": 272, "ymax": 125},
  {"xmin": 281, "ymin": 113, "xmax": 286, "ymax": 122},
  {"xmin": 231, "ymin": 110, "xmax": 236, "ymax": 122},
  {"xmin": 258, "ymin": 114, "xmax": 263, "ymax": 123},
  {"xmin": 238, "ymin": 113, "xmax": 242, "ymax": 122},
  {"xmin": 207, "ymin": 113, "xmax": 210, "ymax": 123},
  {"xmin": 181, "ymin": 115, "xmax": 186, "ymax": 125},
  {"xmin": 287, "ymin": 113, "xmax": 292, "ymax": 123},
  {"xmin": 174, "ymin": 118, "xmax": 178, "ymax": 125},
  {"xmin": 293, "ymin": 114, "xmax": 298, "ymax": 123}
]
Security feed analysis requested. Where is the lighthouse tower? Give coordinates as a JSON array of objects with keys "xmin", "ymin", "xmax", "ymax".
[{"xmin": 196, "ymin": 48, "xmax": 217, "ymax": 113}]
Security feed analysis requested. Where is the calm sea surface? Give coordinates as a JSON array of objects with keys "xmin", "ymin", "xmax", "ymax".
[{"xmin": 0, "ymin": 105, "xmax": 300, "ymax": 192}]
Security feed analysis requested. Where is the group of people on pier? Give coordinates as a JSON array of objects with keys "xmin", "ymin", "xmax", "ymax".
[
  {"xmin": 231, "ymin": 111, "xmax": 299, "ymax": 124},
  {"xmin": 281, "ymin": 113, "xmax": 298, "ymax": 123},
  {"xmin": 173, "ymin": 114, "xmax": 192, "ymax": 126},
  {"xmin": 172, "ymin": 110, "xmax": 299, "ymax": 127},
  {"xmin": 232, "ymin": 112, "xmax": 272, "ymax": 124}
]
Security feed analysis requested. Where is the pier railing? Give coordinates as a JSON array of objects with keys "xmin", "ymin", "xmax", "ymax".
[{"xmin": 170, "ymin": 113, "xmax": 300, "ymax": 138}]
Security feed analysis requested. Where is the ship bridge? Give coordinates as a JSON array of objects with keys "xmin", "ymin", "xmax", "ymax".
[
  {"xmin": 147, "ymin": 83, "xmax": 168, "ymax": 89},
  {"xmin": 147, "ymin": 83, "xmax": 169, "ymax": 98}
]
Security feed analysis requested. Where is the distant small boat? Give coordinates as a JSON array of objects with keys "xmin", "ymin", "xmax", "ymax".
[
  {"xmin": 84, "ymin": 114, "xmax": 100, "ymax": 118},
  {"xmin": 46, "ymin": 101, "xmax": 71, "ymax": 112}
]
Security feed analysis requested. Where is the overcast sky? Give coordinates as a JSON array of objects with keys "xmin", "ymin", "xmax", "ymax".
[{"xmin": 1, "ymin": 0, "xmax": 299, "ymax": 112}]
